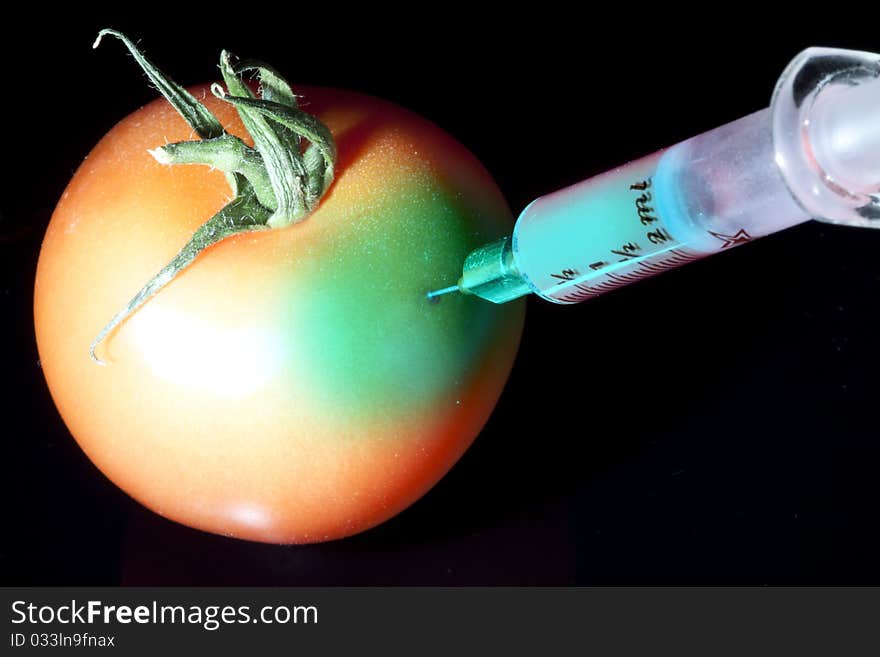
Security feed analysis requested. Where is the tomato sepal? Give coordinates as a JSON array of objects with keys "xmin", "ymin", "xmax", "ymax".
[
  {"xmin": 88, "ymin": 185, "xmax": 270, "ymax": 364},
  {"xmin": 149, "ymin": 135, "xmax": 276, "ymax": 210},
  {"xmin": 89, "ymin": 31, "xmax": 338, "ymax": 364}
]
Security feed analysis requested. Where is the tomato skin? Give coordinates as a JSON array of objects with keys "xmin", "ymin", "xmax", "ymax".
[{"xmin": 34, "ymin": 85, "xmax": 524, "ymax": 543}]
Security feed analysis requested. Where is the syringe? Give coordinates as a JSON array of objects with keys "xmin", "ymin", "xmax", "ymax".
[{"xmin": 428, "ymin": 47, "xmax": 880, "ymax": 304}]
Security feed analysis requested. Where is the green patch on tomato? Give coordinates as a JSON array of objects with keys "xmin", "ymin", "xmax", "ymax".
[{"xmin": 283, "ymin": 172, "xmax": 520, "ymax": 421}]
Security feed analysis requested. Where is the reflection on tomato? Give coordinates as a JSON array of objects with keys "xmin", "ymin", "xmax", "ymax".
[{"xmin": 34, "ymin": 84, "xmax": 525, "ymax": 543}]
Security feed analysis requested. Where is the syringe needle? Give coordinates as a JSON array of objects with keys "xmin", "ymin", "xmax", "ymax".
[{"xmin": 426, "ymin": 285, "xmax": 460, "ymax": 302}]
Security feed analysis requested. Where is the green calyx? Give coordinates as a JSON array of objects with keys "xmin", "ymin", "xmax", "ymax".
[{"xmin": 89, "ymin": 30, "xmax": 337, "ymax": 364}]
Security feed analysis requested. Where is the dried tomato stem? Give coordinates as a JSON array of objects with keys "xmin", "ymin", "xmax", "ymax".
[{"xmin": 89, "ymin": 30, "xmax": 337, "ymax": 364}]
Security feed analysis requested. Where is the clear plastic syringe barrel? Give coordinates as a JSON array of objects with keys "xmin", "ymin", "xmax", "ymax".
[
  {"xmin": 494, "ymin": 47, "xmax": 880, "ymax": 304},
  {"xmin": 513, "ymin": 107, "xmax": 805, "ymax": 303}
]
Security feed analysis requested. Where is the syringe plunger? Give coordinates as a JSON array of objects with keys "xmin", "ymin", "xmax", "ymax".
[{"xmin": 809, "ymin": 74, "xmax": 880, "ymax": 195}]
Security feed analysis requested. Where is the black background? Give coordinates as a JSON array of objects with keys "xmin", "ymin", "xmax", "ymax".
[{"xmin": 3, "ymin": 9, "xmax": 880, "ymax": 585}]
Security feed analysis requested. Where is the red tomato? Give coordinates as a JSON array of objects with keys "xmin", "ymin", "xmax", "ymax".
[{"xmin": 34, "ymin": 84, "xmax": 525, "ymax": 543}]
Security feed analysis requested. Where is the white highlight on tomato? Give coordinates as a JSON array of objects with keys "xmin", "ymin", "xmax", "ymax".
[
  {"xmin": 128, "ymin": 304, "xmax": 282, "ymax": 398},
  {"xmin": 226, "ymin": 503, "xmax": 275, "ymax": 532}
]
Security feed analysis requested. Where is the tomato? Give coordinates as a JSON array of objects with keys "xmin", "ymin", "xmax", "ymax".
[{"xmin": 34, "ymin": 82, "xmax": 525, "ymax": 543}]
